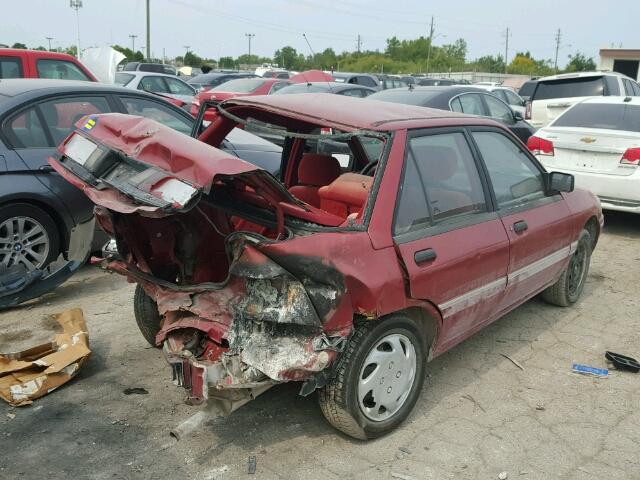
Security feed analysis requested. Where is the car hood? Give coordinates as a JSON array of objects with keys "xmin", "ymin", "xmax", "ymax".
[{"xmin": 48, "ymin": 113, "xmax": 298, "ymax": 214}]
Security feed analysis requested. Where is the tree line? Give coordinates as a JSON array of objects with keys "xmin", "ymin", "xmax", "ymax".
[{"xmin": 6, "ymin": 39, "xmax": 596, "ymax": 76}]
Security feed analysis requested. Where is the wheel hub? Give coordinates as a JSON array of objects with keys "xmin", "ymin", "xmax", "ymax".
[
  {"xmin": 358, "ymin": 333, "xmax": 417, "ymax": 422},
  {"xmin": 0, "ymin": 216, "xmax": 50, "ymax": 271}
]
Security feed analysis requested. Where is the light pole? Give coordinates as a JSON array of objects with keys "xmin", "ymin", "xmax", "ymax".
[
  {"xmin": 69, "ymin": 0, "xmax": 82, "ymax": 59},
  {"xmin": 245, "ymin": 33, "xmax": 255, "ymax": 63},
  {"xmin": 146, "ymin": 0, "xmax": 151, "ymax": 61},
  {"xmin": 46, "ymin": 37, "xmax": 53, "ymax": 52},
  {"xmin": 129, "ymin": 35, "xmax": 138, "ymax": 55}
]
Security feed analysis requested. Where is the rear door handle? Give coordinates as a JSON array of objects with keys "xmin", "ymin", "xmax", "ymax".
[
  {"xmin": 414, "ymin": 248, "xmax": 437, "ymax": 264},
  {"xmin": 513, "ymin": 220, "xmax": 528, "ymax": 233}
]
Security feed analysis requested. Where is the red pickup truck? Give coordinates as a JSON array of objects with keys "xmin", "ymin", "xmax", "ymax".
[{"xmin": 0, "ymin": 49, "xmax": 96, "ymax": 81}]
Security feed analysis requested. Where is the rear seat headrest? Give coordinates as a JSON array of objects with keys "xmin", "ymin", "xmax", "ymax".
[{"xmin": 298, "ymin": 153, "xmax": 342, "ymax": 186}]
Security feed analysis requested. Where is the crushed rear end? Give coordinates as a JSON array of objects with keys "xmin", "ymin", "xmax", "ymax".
[{"xmin": 49, "ymin": 113, "xmax": 369, "ymax": 415}]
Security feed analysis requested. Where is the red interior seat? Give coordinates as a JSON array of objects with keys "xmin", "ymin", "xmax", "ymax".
[
  {"xmin": 289, "ymin": 153, "xmax": 341, "ymax": 207},
  {"xmin": 318, "ymin": 173, "xmax": 373, "ymax": 218}
]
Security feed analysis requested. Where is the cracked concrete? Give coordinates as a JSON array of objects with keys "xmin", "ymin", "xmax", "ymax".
[{"xmin": 0, "ymin": 211, "xmax": 638, "ymax": 480}]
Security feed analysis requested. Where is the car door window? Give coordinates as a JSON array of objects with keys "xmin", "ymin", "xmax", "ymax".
[
  {"xmin": 632, "ymin": 82, "xmax": 640, "ymax": 96},
  {"xmin": 165, "ymin": 77, "xmax": 194, "ymax": 96},
  {"xmin": 357, "ymin": 76, "xmax": 377, "ymax": 88},
  {"xmin": 472, "ymin": 131, "xmax": 545, "ymax": 209},
  {"xmin": 38, "ymin": 96, "xmax": 111, "ymax": 145},
  {"xmin": 394, "ymin": 132, "xmax": 487, "ymax": 235},
  {"xmin": 453, "ymin": 94, "xmax": 484, "ymax": 116},
  {"xmin": 269, "ymin": 81, "xmax": 289, "ymax": 94},
  {"xmin": 120, "ymin": 96, "xmax": 192, "ymax": 134},
  {"xmin": 139, "ymin": 76, "xmax": 169, "ymax": 93},
  {"xmin": 0, "ymin": 56, "xmax": 23, "ymax": 78},
  {"xmin": 340, "ymin": 88, "xmax": 364, "ymax": 97},
  {"xmin": 483, "ymin": 94, "xmax": 514, "ymax": 123},
  {"xmin": 504, "ymin": 89, "xmax": 523, "ymax": 106},
  {"xmin": 4, "ymin": 108, "xmax": 49, "ymax": 148},
  {"xmin": 492, "ymin": 89, "xmax": 508, "ymax": 103},
  {"xmin": 36, "ymin": 59, "xmax": 91, "ymax": 81},
  {"xmin": 623, "ymin": 79, "xmax": 634, "ymax": 96}
]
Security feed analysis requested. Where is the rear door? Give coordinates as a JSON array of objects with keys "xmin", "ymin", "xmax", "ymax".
[
  {"xmin": 393, "ymin": 129, "xmax": 510, "ymax": 351},
  {"xmin": 470, "ymin": 128, "xmax": 573, "ymax": 313},
  {"xmin": 2, "ymin": 95, "xmax": 114, "ymax": 222}
]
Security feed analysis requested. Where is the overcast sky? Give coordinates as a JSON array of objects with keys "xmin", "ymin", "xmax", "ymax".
[{"xmin": 2, "ymin": 0, "xmax": 637, "ymax": 66}]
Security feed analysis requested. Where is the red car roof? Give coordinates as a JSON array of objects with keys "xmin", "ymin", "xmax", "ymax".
[{"xmin": 222, "ymin": 93, "xmax": 502, "ymax": 132}]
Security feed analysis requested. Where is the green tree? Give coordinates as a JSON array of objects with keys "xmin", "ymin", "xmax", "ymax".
[
  {"xmin": 274, "ymin": 46, "xmax": 299, "ymax": 70},
  {"xmin": 471, "ymin": 55, "xmax": 505, "ymax": 73},
  {"xmin": 565, "ymin": 52, "xmax": 596, "ymax": 72},
  {"xmin": 219, "ymin": 56, "xmax": 236, "ymax": 69},
  {"xmin": 11, "ymin": 42, "xmax": 27, "ymax": 49},
  {"xmin": 112, "ymin": 44, "xmax": 144, "ymax": 62}
]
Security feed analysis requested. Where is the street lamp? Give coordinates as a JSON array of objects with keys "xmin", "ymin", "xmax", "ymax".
[
  {"xmin": 46, "ymin": 37, "xmax": 53, "ymax": 52},
  {"xmin": 129, "ymin": 34, "xmax": 138, "ymax": 54},
  {"xmin": 245, "ymin": 33, "xmax": 255, "ymax": 62},
  {"xmin": 183, "ymin": 45, "xmax": 190, "ymax": 65},
  {"xmin": 69, "ymin": 0, "xmax": 82, "ymax": 59}
]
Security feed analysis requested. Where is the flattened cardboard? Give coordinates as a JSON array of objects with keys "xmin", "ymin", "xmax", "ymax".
[{"xmin": 0, "ymin": 308, "xmax": 90, "ymax": 406}]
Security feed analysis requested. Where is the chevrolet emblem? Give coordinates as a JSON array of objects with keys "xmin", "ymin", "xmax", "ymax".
[{"xmin": 580, "ymin": 137, "xmax": 596, "ymax": 144}]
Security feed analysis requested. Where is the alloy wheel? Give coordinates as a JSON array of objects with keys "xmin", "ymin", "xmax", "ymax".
[{"xmin": 0, "ymin": 216, "xmax": 51, "ymax": 271}]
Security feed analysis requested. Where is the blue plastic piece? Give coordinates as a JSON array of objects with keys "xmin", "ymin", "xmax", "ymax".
[{"xmin": 572, "ymin": 363, "xmax": 609, "ymax": 377}]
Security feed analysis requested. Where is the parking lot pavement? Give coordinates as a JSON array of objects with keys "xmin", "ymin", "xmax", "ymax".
[{"xmin": 0, "ymin": 211, "xmax": 639, "ymax": 480}]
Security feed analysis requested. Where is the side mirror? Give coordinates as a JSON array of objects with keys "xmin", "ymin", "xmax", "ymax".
[
  {"xmin": 548, "ymin": 171, "xmax": 574, "ymax": 193},
  {"xmin": 513, "ymin": 110, "xmax": 524, "ymax": 121}
]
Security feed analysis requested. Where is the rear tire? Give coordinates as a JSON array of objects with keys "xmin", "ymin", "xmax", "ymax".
[
  {"xmin": 318, "ymin": 314, "xmax": 426, "ymax": 440},
  {"xmin": 133, "ymin": 284, "xmax": 162, "ymax": 347},
  {"xmin": 0, "ymin": 203, "xmax": 60, "ymax": 271},
  {"xmin": 542, "ymin": 229, "xmax": 592, "ymax": 307}
]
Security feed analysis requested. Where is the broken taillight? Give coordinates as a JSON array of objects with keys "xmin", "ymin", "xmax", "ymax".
[
  {"xmin": 527, "ymin": 136, "xmax": 554, "ymax": 156},
  {"xmin": 620, "ymin": 147, "xmax": 640, "ymax": 165}
]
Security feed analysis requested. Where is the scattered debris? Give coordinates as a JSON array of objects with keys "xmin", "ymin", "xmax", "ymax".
[
  {"xmin": 123, "ymin": 387, "xmax": 149, "ymax": 395},
  {"xmin": 498, "ymin": 471, "xmax": 508, "ymax": 479},
  {"xmin": 248, "ymin": 456, "xmax": 257, "ymax": 474},
  {"xmin": 500, "ymin": 354, "xmax": 524, "ymax": 370},
  {"xmin": 6, "ymin": 413, "xmax": 15, "ymax": 420},
  {"xmin": 519, "ymin": 471, "xmax": 529, "ymax": 476},
  {"xmin": 398, "ymin": 446, "xmax": 411, "ymax": 454},
  {"xmin": 391, "ymin": 473, "xmax": 415, "ymax": 480},
  {"xmin": 535, "ymin": 404, "xmax": 545, "ymax": 411},
  {"xmin": 0, "ymin": 309, "xmax": 90, "ymax": 406},
  {"xmin": 462, "ymin": 394, "xmax": 486, "ymax": 413},
  {"xmin": 572, "ymin": 363, "xmax": 608, "ymax": 378},
  {"xmin": 605, "ymin": 351, "xmax": 640, "ymax": 373}
]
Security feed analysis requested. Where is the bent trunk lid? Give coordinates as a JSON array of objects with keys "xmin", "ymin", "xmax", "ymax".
[{"xmin": 49, "ymin": 113, "xmax": 298, "ymax": 213}]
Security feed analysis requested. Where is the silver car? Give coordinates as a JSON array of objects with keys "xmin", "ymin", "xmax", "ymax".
[{"xmin": 114, "ymin": 71, "xmax": 196, "ymax": 104}]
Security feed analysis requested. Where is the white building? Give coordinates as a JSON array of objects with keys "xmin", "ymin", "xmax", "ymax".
[{"xmin": 599, "ymin": 48, "xmax": 640, "ymax": 81}]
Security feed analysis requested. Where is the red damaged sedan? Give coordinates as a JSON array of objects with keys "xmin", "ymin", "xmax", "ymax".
[{"xmin": 50, "ymin": 94, "xmax": 602, "ymax": 439}]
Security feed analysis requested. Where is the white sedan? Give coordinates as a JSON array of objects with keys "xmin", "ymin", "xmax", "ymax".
[
  {"xmin": 114, "ymin": 71, "xmax": 196, "ymax": 104},
  {"xmin": 527, "ymin": 96, "xmax": 640, "ymax": 213}
]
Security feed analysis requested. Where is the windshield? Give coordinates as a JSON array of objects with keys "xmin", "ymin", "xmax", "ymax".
[
  {"xmin": 553, "ymin": 103, "xmax": 640, "ymax": 132},
  {"xmin": 212, "ymin": 78, "xmax": 265, "ymax": 93},
  {"xmin": 533, "ymin": 76, "xmax": 604, "ymax": 100},
  {"xmin": 114, "ymin": 72, "xmax": 135, "ymax": 86}
]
